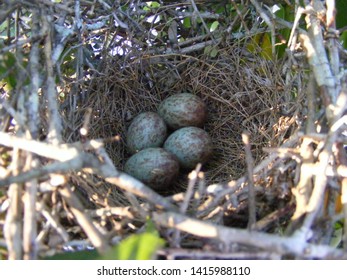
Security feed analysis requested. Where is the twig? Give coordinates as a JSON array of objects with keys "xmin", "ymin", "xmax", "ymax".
[
  {"xmin": 0, "ymin": 132, "xmax": 79, "ymax": 161},
  {"xmin": 158, "ymin": 248, "xmax": 281, "ymax": 260},
  {"xmin": 0, "ymin": 132, "xmax": 117, "ymax": 162},
  {"xmin": 80, "ymin": 108, "xmax": 93, "ymax": 138},
  {"xmin": 287, "ymin": 6, "xmax": 305, "ymax": 51},
  {"xmin": 27, "ymin": 8, "xmax": 41, "ymax": 139},
  {"xmin": 242, "ymin": 131, "xmax": 256, "ymax": 230},
  {"xmin": 253, "ymin": 202, "xmax": 296, "ymax": 231},
  {"xmin": 36, "ymin": 201, "xmax": 69, "ymax": 243},
  {"xmin": 166, "ymin": 38, "xmax": 220, "ymax": 54},
  {"xmin": 230, "ymin": 0, "xmax": 250, "ymax": 33},
  {"xmin": 43, "ymin": 13, "xmax": 63, "ymax": 144},
  {"xmin": 159, "ymin": 248, "xmax": 281, "ymax": 260},
  {"xmin": 0, "ymin": 2, "xmax": 18, "ymax": 24},
  {"xmin": 123, "ymin": 192, "xmax": 148, "ymax": 220},
  {"xmin": 152, "ymin": 211, "xmax": 347, "ymax": 259},
  {"xmin": 301, "ymin": 4, "xmax": 337, "ymax": 105},
  {"xmin": 19, "ymin": 6, "xmax": 42, "ymax": 260},
  {"xmin": 99, "ymin": 166, "xmax": 178, "ymax": 211},
  {"xmin": 52, "ymin": 16, "xmax": 74, "ymax": 65},
  {"xmin": 71, "ymin": 0, "xmax": 85, "ymax": 116},
  {"xmin": 287, "ymin": 137, "xmax": 313, "ymax": 233},
  {"xmin": 326, "ymin": 0, "xmax": 339, "ymax": 76},
  {"xmin": 306, "ymin": 74, "xmax": 318, "ymax": 133},
  {"xmin": 58, "ymin": 183, "xmax": 110, "ymax": 253},
  {"xmin": 96, "ymin": 0, "xmax": 128, "ymax": 29},
  {"xmin": 23, "ymin": 157, "xmax": 39, "ymax": 260},
  {"xmin": 175, "ymin": 11, "xmax": 221, "ymax": 20},
  {"xmin": 0, "ymin": 156, "xmax": 88, "ymax": 187},
  {"xmin": 3, "ymin": 147, "xmax": 23, "ymax": 259},
  {"xmin": 181, "ymin": 164, "xmax": 202, "ymax": 214},
  {"xmin": 172, "ymin": 164, "xmax": 202, "ymax": 247},
  {"xmin": 188, "ymin": 0, "xmax": 216, "ymax": 43},
  {"xmin": 86, "ymin": 207, "xmax": 135, "ymax": 219}
]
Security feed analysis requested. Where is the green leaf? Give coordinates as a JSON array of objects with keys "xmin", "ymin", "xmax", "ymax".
[
  {"xmin": 330, "ymin": 227, "xmax": 343, "ymax": 248},
  {"xmin": 204, "ymin": 45, "xmax": 212, "ymax": 55},
  {"xmin": 204, "ymin": 45, "xmax": 219, "ymax": 58},
  {"xmin": 109, "ymin": 232, "xmax": 164, "ymax": 260},
  {"xmin": 0, "ymin": 52, "xmax": 17, "ymax": 90},
  {"xmin": 336, "ymin": 0, "xmax": 347, "ymax": 30},
  {"xmin": 210, "ymin": 21, "xmax": 219, "ymax": 32},
  {"xmin": 340, "ymin": 30, "xmax": 347, "ymax": 50},
  {"xmin": 183, "ymin": 17, "xmax": 191, "ymax": 29},
  {"xmin": 210, "ymin": 48, "xmax": 219, "ymax": 58},
  {"xmin": 0, "ymin": 21, "xmax": 8, "ymax": 36},
  {"xmin": 146, "ymin": 2, "xmax": 161, "ymax": 9},
  {"xmin": 247, "ymin": 33, "xmax": 273, "ymax": 60},
  {"xmin": 103, "ymin": 219, "xmax": 164, "ymax": 260},
  {"xmin": 274, "ymin": 4, "xmax": 294, "ymax": 58}
]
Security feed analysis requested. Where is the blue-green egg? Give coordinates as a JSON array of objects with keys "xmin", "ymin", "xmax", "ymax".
[
  {"xmin": 163, "ymin": 127, "xmax": 212, "ymax": 169},
  {"xmin": 126, "ymin": 112, "xmax": 167, "ymax": 154},
  {"xmin": 158, "ymin": 93, "xmax": 207, "ymax": 130},
  {"xmin": 124, "ymin": 148, "xmax": 179, "ymax": 190}
]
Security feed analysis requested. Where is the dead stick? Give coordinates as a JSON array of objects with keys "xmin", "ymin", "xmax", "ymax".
[
  {"xmin": 58, "ymin": 182, "xmax": 110, "ymax": 253},
  {"xmin": 242, "ymin": 131, "xmax": 256, "ymax": 229},
  {"xmin": 3, "ymin": 147, "xmax": 23, "ymax": 259},
  {"xmin": 153, "ymin": 211, "xmax": 347, "ymax": 259}
]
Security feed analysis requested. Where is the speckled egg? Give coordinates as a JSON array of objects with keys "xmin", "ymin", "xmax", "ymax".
[
  {"xmin": 163, "ymin": 127, "xmax": 212, "ymax": 169},
  {"xmin": 126, "ymin": 112, "xmax": 168, "ymax": 155},
  {"xmin": 158, "ymin": 93, "xmax": 207, "ymax": 130},
  {"xmin": 124, "ymin": 148, "xmax": 179, "ymax": 190}
]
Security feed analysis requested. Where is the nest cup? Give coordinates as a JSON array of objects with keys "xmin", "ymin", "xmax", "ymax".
[{"xmin": 65, "ymin": 42, "xmax": 297, "ymax": 204}]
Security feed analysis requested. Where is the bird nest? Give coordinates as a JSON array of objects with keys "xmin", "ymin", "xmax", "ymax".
[{"xmin": 63, "ymin": 40, "xmax": 299, "ymax": 215}]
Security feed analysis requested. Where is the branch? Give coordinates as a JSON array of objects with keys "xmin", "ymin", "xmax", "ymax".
[
  {"xmin": 153, "ymin": 211, "xmax": 347, "ymax": 259},
  {"xmin": 242, "ymin": 132, "xmax": 256, "ymax": 229},
  {"xmin": 302, "ymin": 4, "xmax": 337, "ymax": 105},
  {"xmin": 0, "ymin": 132, "xmax": 79, "ymax": 161},
  {"xmin": 3, "ymin": 147, "xmax": 23, "ymax": 260},
  {"xmin": 0, "ymin": 156, "xmax": 89, "ymax": 187},
  {"xmin": 159, "ymin": 248, "xmax": 281, "ymax": 260},
  {"xmin": 43, "ymin": 13, "xmax": 63, "ymax": 144},
  {"xmin": 23, "ymin": 157, "xmax": 39, "ymax": 260}
]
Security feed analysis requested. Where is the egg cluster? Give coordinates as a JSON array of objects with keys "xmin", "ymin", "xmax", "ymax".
[{"xmin": 124, "ymin": 93, "xmax": 213, "ymax": 191}]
